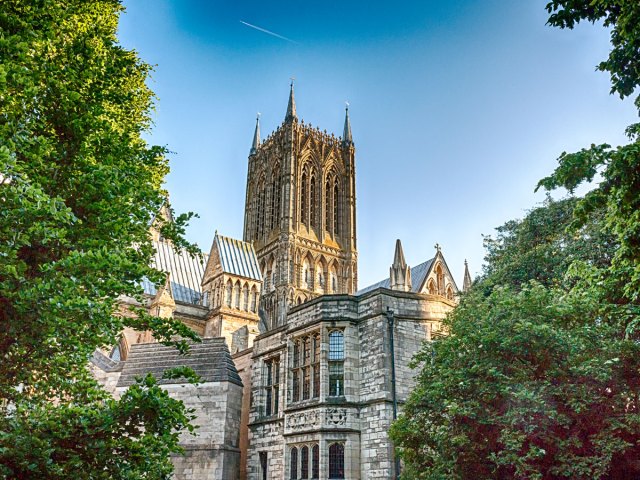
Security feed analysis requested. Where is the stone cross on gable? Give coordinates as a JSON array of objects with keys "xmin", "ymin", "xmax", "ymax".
[{"xmin": 434, "ymin": 243, "xmax": 441, "ymax": 252}]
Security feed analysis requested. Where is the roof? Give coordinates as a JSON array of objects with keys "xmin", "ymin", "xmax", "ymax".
[
  {"xmin": 357, "ymin": 257, "xmax": 435, "ymax": 295},
  {"xmin": 214, "ymin": 234, "xmax": 262, "ymax": 281},
  {"xmin": 142, "ymin": 240, "xmax": 208, "ymax": 305},
  {"xmin": 116, "ymin": 338, "xmax": 242, "ymax": 387}
]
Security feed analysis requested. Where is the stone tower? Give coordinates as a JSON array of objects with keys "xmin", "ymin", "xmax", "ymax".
[{"xmin": 243, "ymin": 84, "xmax": 358, "ymax": 329}]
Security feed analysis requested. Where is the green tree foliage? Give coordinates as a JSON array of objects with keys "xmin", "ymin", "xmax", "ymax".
[
  {"xmin": 0, "ymin": 1, "xmax": 198, "ymax": 477},
  {"xmin": 391, "ymin": 1, "xmax": 640, "ymax": 478}
]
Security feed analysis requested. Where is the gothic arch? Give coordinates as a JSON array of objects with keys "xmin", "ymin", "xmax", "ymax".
[
  {"xmin": 446, "ymin": 285, "xmax": 454, "ymax": 300},
  {"xmin": 315, "ymin": 256, "xmax": 328, "ymax": 294},
  {"xmin": 435, "ymin": 263, "xmax": 445, "ymax": 295},
  {"xmin": 233, "ymin": 280, "xmax": 241, "ymax": 309},
  {"xmin": 328, "ymin": 261, "xmax": 339, "ymax": 293},
  {"xmin": 225, "ymin": 279, "xmax": 233, "ymax": 307},
  {"xmin": 269, "ymin": 162, "xmax": 281, "ymax": 231},
  {"xmin": 242, "ymin": 282, "xmax": 249, "ymax": 310},
  {"xmin": 427, "ymin": 278, "xmax": 436, "ymax": 295}
]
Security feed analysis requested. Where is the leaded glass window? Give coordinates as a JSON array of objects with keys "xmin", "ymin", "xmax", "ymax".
[
  {"xmin": 329, "ymin": 443, "xmax": 345, "ymax": 479},
  {"xmin": 328, "ymin": 330, "xmax": 345, "ymax": 396}
]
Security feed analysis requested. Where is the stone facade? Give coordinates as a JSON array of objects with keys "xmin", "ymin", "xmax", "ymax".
[
  {"xmin": 247, "ymin": 287, "xmax": 456, "ymax": 480},
  {"xmin": 91, "ymin": 85, "xmax": 469, "ymax": 479}
]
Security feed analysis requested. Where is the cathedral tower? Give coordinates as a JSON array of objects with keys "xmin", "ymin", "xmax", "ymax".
[{"xmin": 243, "ymin": 84, "xmax": 358, "ymax": 329}]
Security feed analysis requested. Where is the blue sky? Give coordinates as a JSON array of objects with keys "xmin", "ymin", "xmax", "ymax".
[{"xmin": 118, "ymin": 0, "xmax": 636, "ymax": 289}]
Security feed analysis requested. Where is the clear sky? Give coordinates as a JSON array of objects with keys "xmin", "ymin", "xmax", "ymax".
[{"xmin": 118, "ymin": 0, "xmax": 636, "ymax": 290}]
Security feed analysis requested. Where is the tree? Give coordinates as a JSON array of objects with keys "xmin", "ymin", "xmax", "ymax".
[
  {"xmin": 391, "ymin": 1, "xmax": 640, "ymax": 477},
  {"xmin": 1, "ymin": 1, "xmax": 198, "ymax": 477}
]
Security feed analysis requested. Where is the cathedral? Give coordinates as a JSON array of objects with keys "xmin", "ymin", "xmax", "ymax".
[{"xmin": 91, "ymin": 84, "xmax": 470, "ymax": 480}]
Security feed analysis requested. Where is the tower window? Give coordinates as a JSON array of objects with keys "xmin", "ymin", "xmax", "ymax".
[
  {"xmin": 325, "ymin": 178, "xmax": 332, "ymax": 234},
  {"xmin": 301, "ymin": 170, "xmax": 308, "ymax": 227},
  {"xmin": 310, "ymin": 174, "xmax": 316, "ymax": 230},
  {"xmin": 328, "ymin": 330, "xmax": 345, "ymax": 397},
  {"xmin": 333, "ymin": 181, "xmax": 340, "ymax": 236},
  {"xmin": 260, "ymin": 452, "xmax": 268, "ymax": 480},
  {"xmin": 290, "ymin": 332, "xmax": 320, "ymax": 404},
  {"xmin": 264, "ymin": 357, "xmax": 280, "ymax": 417}
]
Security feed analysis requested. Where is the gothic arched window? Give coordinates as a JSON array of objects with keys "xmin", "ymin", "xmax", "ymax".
[
  {"xmin": 250, "ymin": 285, "xmax": 258, "ymax": 312},
  {"xmin": 312, "ymin": 445, "xmax": 319, "ymax": 479},
  {"xmin": 328, "ymin": 443, "xmax": 345, "ymax": 479},
  {"xmin": 436, "ymin": 264, "xmax": 444, "ymax": 295},
  {"xmin": 242, "ymin": 284, "xmax": 249, "ymax": 310},
  {"xmin": 257, "ymin": 180, "xmax": 266, "ymax": 238},
  {"xmin": 333, "ymin": 180, "xmax": 340, "ymax": 236},
  {"xmin": 301, "ymin": 170, "xmax": 308, "ymax": 227},
  {"xmin": 290, "ymin": 447, "xmax": 298, "ymax": 480},
  {"xmin": 310, "ymin": 173, "xmax": 316, "ymax": 231},
  {"xmin": 234, "ymin": 281, "xmax": 241, "ymax": 309},
  {"xmin": 325, "ymin": 178, "xmax": 332, "ymax": 233},
  {"xmin": 270, "ymin": 167, "xmax": 281, "ymax": 231},
  {"xmin": 301, "ymin": 446, "xmax": 309, "ymax": 479},
  {"xmin": 225, "ymin": 280, "xmax": 233, "ymax": 307}
]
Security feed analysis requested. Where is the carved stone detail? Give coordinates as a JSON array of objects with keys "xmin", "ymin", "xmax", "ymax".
[
  {"xmin": 325, "ymin": 408, "xmax": 347, "ymax": 426},
  {"xmin": 285, "ymin": 409, "xmax": 320, "ymax": 431}
]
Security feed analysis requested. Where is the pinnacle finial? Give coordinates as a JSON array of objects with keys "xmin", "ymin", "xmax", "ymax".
[
  {"xmin": 285, "ymin": 80, "xmax": 297, "ymax": 123},
  {"xmin": 463, "ymin": 259, "xmax": 472, "ymax": 292},
  {"xmin": 393, "ymin": 239, "xmax": 407, "ymax": 268},
  {"xmin": 390, "ymin": 238, "xmax": 411, "ymax": 292},
  {"xmin": 250, "ymin": 114, "xmax": 261, "ymax": 155},
  {"xmin": 343, "ymin": 102, "xmax": 353, "ymax": 145}
]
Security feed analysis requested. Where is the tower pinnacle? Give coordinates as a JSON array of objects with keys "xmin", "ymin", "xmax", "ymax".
[
  {"xmin": 250, "ymin": 114, "xmax": 260, "ymax": 155},
  {"xmin": 284, "ymin": 80, "xmax": 297, "ymax": 123},
  {"xmin": 343, "ymin": 103, "xmax": 353, "ymax": 145},
  {"xmin": 390, "ymin": 239, "xmax": 412, "ymax": 292},
  {"xmin": 463, "ymin": 259, "xmax": 472, "ymax": 292}
]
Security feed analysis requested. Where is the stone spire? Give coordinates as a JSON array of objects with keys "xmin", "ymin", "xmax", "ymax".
[
  {"xmin": 343, "ymin": 104, "xmax": 353, "ymax": 145},
  {"xmin": 390, "ymin": 239, "xmax": 412, "ymax": 292},
  {"xmin": 463, "ymin": 260, "xmax": 472, "ymax": 292},
  {"xmin": 250, "ymin": 114, "xmax": 260, "ymax": 155},
  {"xmin": 284, "ymin": 81, "xmax": 297, "ymax": 123},
  {"xmin": 150, "ymin": 273, "xmax": 176, "ymax": 319}
]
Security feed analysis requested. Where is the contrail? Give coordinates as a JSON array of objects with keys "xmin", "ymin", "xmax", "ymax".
[{"xmin": 240, "ymin": 20, "xmax": 298, "ymax": 44}]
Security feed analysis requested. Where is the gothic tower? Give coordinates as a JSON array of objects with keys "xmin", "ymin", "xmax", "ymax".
[{"xmin": 243, "ymin": 84, "xmax": 358, "ymax": 329}]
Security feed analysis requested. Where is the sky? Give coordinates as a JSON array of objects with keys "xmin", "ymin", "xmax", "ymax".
[{"xmin": 118, "ymin": 0, "xmax": 636, "ymax": 290}]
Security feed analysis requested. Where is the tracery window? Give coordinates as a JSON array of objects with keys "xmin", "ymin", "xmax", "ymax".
[
  {"xmin": 290, "ymin": 447, "xmax": 298, "ymax": 479},
  {"xmin": 328, "ymin": 443, "xmax": 345, "ymax": 479},
  {"xmin": 257, "ymin": 183, "xmax": 265, "ymax": 238},
  {"xmin": 310, "ymin": 174, "xmax": 316, "ymax": 230},
  {"xmin": 301, "ymin": 445, "xmax": 309, "ymax": 479},
  {"xmin": 290, "ymin": 331, "xmax": 320, "ymax": 403},
  {"xmin": 325, "ymin": 178, "xmax": 332, "ymax": 233},
  {"xmin": 270, "ymin": 168, "xmax": 281, "ymax": 231},
  {"xmin": 312, "ymin": 444, "xmax": 319, "ymax": 479},
  {"xmin": 333, "ymin": 180, "xmax": 340, "ymax": 236},
  {"xmin": 328, "ymin": 330, "xmax": 345, "ymax": 397},
  {"xmin": 289, "ymin": 443, "xmax": 319, "ymax": 480},
  {"xmin": 264, "ymin": 357, "xmax": 280, "ymax": 417},
  {"xmin": 301, "ymin": 170, "xmax": 308, "ymax": 227}
]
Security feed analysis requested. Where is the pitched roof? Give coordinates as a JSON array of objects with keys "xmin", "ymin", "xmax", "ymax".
[
  {"xmin": 357, "ymin": 257, "xmax": 435, "ymax": 295},
  {"xmin": 116, "ymin": 338, "xmax": 242, "ymax": 387},
  {"xmin": 142, "ymin": 240, "xmax": 208, "ymax": 305},
  {"xmin": 214, "ymin": 234, "xmax": 262, "ymax": 281}
]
